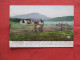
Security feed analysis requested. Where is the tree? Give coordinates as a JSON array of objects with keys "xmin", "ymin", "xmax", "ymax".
[
  {"xmin": 34, "ymin": 19, "xmax": 44, "ymax": 33},
  {"xmin": 10, "ymin": 18, "xmax": 21, "ymax": 22}
]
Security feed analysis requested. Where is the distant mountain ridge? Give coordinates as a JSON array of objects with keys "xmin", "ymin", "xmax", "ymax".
[
  {"xmin": 48, "ymin": 16, "xmax": 74, "ymax": 21},
  {"xmin": 11, "ymin": 13, "xmax": 50, "ymax": 20},
  {"xmin": 11, "ymin": 13, "xmax": 74, "ymax": 21}
]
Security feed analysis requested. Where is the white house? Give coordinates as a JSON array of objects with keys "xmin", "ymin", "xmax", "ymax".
[
  {"xmin": 20, "ymin": 19, "xmax": 42, "ymax": 25},
  {"xmin": 20, "ymin": 20, "xmax": 28, "ymax": 24}
]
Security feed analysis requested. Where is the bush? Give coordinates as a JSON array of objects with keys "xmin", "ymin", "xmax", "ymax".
[{"xmin": 10, "ymin": 18, "xmax": 22, "ymax": 22}]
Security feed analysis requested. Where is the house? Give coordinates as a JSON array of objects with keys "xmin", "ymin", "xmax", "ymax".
[
  {"xmin": 20, "ymin": 19, "xmax": 42, "ymax": 25},
  {"xmin": 31, "ymin": 19, "xmax": 42, "ymax": 25},
  {"xmin": 20, "ymin": 20, "xmax": 27, "ymax": 24},
  {"xmin": 20, "ymin": 19, "xmax": 30, "ymax": 24}
]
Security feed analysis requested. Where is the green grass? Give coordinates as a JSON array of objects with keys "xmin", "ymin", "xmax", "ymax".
[
  {"xmin": 10, "ymin": 21, "xmax": 21, "ymax": 25},
  {"xmin": 10, "ymin": 30, "xmax": 73, "ymax": 41},
  {"xmin": 11, "ymin": 25, "xmax": 34, "ymax": 29},
  {"xmin": 27, "ymin": 26, "xmax": 34, "ymax": 29},
  {"xmin": 10, "ymin": 21, "xmax": 34, "ymax": 29},
  {"xmin": 19, "ymin": 25, "xmax": 34, "ymax": 29}
]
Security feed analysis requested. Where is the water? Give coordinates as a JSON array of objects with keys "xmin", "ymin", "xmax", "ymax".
[{"xmin": 44, "ymin": 21, "xmax": 73, "ymax": 25}]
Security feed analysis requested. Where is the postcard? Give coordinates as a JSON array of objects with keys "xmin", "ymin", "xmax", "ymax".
[{"xmin": 9, "ymin": 5, "xmax": 74, "ymax": 47}]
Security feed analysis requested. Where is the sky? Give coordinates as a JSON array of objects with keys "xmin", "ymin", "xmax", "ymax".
[{"xmin": 10, "ymin": 5, "xmax": 74, "ymax": 18}]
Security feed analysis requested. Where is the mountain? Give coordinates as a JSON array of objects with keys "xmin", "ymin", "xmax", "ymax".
[
  {"xmin": 11, "ymin": 13, "xmax": 50, "ymax": 20},
  {"xmin": 11, "ymin": 13, "xmax": 74, "ymax": 21},
  {"xmin": 48, "ymin": 16, "xmax": 74, "ymax": 21}
]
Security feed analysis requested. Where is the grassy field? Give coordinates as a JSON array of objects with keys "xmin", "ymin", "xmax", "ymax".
[
  {"xmin": 10, "ymin": 21, "xmax": 34, "ymax": 29},
  {"xmin": 10, "ymin": 30, "xmax": 73, "ymax": 41},
  {"xmin": 10, "ymin": 21, "xmax": 21, "ymax": 25},
  {"xmin": 10, "ymin": 21, "xmax": 73, "ymax": 41}
]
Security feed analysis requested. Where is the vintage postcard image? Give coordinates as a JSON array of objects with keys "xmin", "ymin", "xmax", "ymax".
[{"xmin": 9, "ymin": 5, "xmax": 74, "ymax": 47}]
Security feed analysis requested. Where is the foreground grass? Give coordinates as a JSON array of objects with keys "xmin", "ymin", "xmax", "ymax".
[
  {"xmin": 10, "ymin": 30, "xmax": 73, "ymax": 41},
  {"xmin": 10, "ymin": 21, "xmax": 21, "ymax": 25}
]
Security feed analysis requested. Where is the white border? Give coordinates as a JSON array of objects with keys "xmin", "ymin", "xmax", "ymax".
[{"xmin": 9, "ymin": 41, "xmax": 73, "ymax": 48}]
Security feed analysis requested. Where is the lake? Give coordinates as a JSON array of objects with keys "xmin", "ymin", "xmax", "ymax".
[{"xmin": 44, "ymin": 21, "xmax": 74, "ymax": 25}]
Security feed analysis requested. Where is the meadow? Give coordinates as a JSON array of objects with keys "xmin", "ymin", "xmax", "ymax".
[
  {"xmin": 10, "ymin": 31, "xmax": 73, "ymax": 41},
  {"xmin": 10, "ymin": 21, "xmax": 73, "ymax": 41}
]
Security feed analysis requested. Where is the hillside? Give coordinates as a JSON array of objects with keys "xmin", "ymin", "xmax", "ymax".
[
  {"xmin": 11, "ymin": 13, "xmax": 50, "ymax": 20},
  {"xmin": 48, "ymin": 16, "xmax": 74, "ymax": 21}
]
